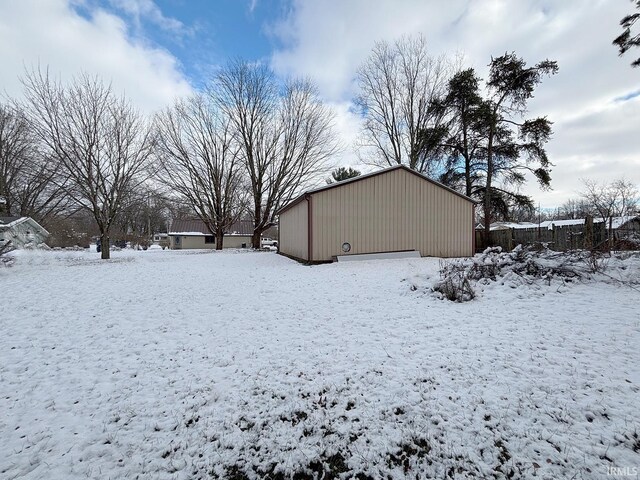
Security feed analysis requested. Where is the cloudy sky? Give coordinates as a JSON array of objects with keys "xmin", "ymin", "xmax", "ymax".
[{"xmin": 0, "ymin": 0, "xmax": 638, "ymax": 208}]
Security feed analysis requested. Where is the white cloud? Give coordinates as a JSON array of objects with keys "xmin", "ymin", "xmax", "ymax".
[
  {"xmin": 325, "ymin": 100, "xmax": 364, "ymax": 167},
  {"xmin": 269, "ymin": 0, "xmax": 640, "ymax": 207},
  {"xmin": 0, "ymin": 0, "xmax": 192, "ymax": 113},
  {"xmin": 1, "ymin": 0, "xmax": 636, "ymax": 208},
  {"xmin": 108, "ymin": 0, "xmax": 188, "ymax": 36}
]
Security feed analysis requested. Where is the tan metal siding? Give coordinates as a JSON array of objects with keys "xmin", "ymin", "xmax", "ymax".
[
  {"xmin": 310, "ymin": 168, "xmax": 473, "ymax": 260},
  {"xmin": 279, "ymin": 198, "xmax": 308, "ymax": 261},
  {"xmin": 221, "ymin": 235, "xmax": 252, "ymax": 248},
  {"xmin": 169, "ymin": 235, "xmax": 252, "ymax": 249},
  {"xmin": 180, "ymin": 236, "xmax": 214, "ymax": 249}
]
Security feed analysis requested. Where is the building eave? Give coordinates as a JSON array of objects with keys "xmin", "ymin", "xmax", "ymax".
[{"xmin": 276, "ymin": 164, "xmax": 477, "ymax": 216}]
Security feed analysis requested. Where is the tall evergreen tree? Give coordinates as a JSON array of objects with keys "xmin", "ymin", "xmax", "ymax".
[
  {"xmin": 480, "ymin": 53, "xmax": 557, "ymax": 238},
  {"xmin": 613, "ymin": 0, "xmax": 640, "ymax": 67},
  {"xmin": 430, "ymin": 54, "xmax": 557, "ymax": 236},
  {"xmin": 437, "ymin": 68, "xmax": 485, "ymax": 197}
]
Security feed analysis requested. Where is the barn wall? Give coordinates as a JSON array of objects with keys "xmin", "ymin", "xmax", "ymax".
[
  {"xmin": 310, "ymin": 168, "xmax": 474, "ymax": 261},
  {"xmin": 279, "ymin": 198, "xmax": 308, "ymax": 261}
]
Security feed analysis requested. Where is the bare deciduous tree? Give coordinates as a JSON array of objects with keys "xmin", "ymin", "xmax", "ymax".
[
  {"xmin": 581, "ymin": 178, "xmax": 639, "ymax": 247},
  {"xmin": 111, "ymin": 187, "xmax": 172, "ymax": 247},
  {"xmin": 555, "ymin": 198, "xmax": 594, "ymax": 220},
  {"xmin": 21, "ymin": 68, "xmax": 154, "ymax": 259},
  {"xmin": 216, "ymin": 60, "xmax": 337, "ymax": 248},
  {"xmin": 154, "ymin": 93, "xmax": 246, "ymax": 249},
  {"xmin": 581, "ymin": 178, "xmax": 638, "ymax": 219},
  {"xmin": 0, "ymin": 103, "xmax": 30, "ymax": 217},
  {"xmin": 354, "ymin": 34, "xmax": 454, "ymax": 175},
  {"xmin": 0, "ymin": 102, "xmax": 69, "ymax": 221}
]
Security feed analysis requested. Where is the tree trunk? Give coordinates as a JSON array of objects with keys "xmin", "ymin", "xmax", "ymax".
[
  {"xmin": 483, "ymin": 176, "xmax": 493, "ymax": 247},
  {"xmin": 252, "ymin": 230, "xmax": 262, "ymax": 249},
  {"xmin": 463, "ymin": 119, "xmax": 472, "ymax": 197},
  {"xmin": 483, "ymin": 124, "xmax": 495, "ymax": 246},
  {"xmin": 465, "ymin": 155, "xmax": 472, "ymax": 197},
  {"xmin": 100, "ymin": 233, "xmax": 110, "ymax": 260},
  {"xmin": 216, "ymin": 227, "xmax": 224, "ymax": 250}
]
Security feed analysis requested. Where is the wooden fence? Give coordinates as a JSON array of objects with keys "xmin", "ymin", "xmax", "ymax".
[{"xmin": 475, "ymin": 220, "xmax": 607, "ymax": 253}]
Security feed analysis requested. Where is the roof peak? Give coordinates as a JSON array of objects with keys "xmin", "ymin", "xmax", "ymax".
[{"xmin": 277, "ymin": 164, "xmax": 475, "ymax": 215}]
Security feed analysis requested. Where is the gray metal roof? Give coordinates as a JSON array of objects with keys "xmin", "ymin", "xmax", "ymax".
[
  {"xmin": 0, "ymin": 216, "xmax": 50, "ymax": 235},
  {"xmin": 0, "ymin": 216, "xmax": 22, "ymax": 226},
  {"xmin": 169, "ymin": 218, "xmax": 254, "ymax": 236}
]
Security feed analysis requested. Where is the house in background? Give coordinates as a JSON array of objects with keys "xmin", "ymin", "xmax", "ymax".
[
  {"xmin": 168, "ymin": 219, "xmax": 255, "ymax": 249},
  {"xmin": 0, "ymin": 217, "xmax": 50, "ymax": 248},
  {"xmin": 152, "ymin": 233, "xmax": 169, "ymax": 243},
  {"xmin": 277, "ymin": 164, "xmax": 476, "ymax": 263},
  {"xmin": 151, "ymin": 232, "xmax": 169, "ymax": 249}
]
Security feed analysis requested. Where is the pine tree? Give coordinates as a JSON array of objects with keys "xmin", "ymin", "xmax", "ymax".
[
  {"xmin": 327, "ymin": 167, "xmax": 361, "ymax": 184},
  {"xmin": 613, "ymin": 0, "xmax": 640, "ymax": 67}
]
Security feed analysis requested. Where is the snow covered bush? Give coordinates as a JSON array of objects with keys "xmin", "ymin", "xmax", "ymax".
[
  {"xmin": 433, "ymin": 260, "xmax": 475, "ymax": 302},
  {"xmin": 23, "ymin": 241, "xmax": 51, "ymax": 251},
  {"xmin": 0, "ymin": 240, "xmax": 15, "ymax": 267},
  {"xmin": 584, "ymin": 250, "xmax": 608, "ymax": 273},
  {"xmin": 432, "ymin": 245, "xmax": 640, "ymax": 302}
]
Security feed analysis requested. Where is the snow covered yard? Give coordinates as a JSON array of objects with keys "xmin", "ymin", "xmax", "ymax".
[{"xmin": 1, "ymin": 249, "xmax": 639, "ymax": 479}]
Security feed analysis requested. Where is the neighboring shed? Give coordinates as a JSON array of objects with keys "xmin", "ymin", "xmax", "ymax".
[
  {"xmin": 608, "ymin": 215, "xmax": 640, "ymax": 240},
  {"xmin": 0, "ymin": 216, "xmax": 50, "ymax": 249},
  {"xmin": 168, "ymin": 219, "xmax": 254, "ymax": 249},
  {"xmin": 277, "ymin": 165, "xmax": 476, "ymax": 263}
]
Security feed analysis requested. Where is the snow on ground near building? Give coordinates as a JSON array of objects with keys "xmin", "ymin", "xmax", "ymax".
[{"xmin": 1, "ymin": 250, "xmax": 639, "ymax": 479}]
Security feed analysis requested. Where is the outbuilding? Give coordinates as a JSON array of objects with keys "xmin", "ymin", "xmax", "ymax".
[
  {"xmin": 168, "ymin": 219, "xmax": 254, "ymax": 250},
  {"xmin": 277, "ymin": 165, "xmax": 475, "ymax": 263},
  {"xmin": 0, "ymin": 216, "xmax": 50, "ymax": 249}
]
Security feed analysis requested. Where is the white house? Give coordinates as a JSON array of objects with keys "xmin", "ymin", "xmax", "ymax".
[{"xmin": 0, "ymin": 217, "xmax": 50, "ymax": 249}]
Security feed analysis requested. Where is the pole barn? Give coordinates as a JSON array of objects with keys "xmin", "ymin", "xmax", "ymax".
[{"xmin": 277, "ymin": 165, "xmax": 476, "ymax": 263}]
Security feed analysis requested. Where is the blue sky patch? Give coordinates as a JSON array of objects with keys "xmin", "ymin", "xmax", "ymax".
[
  {"xmin": 90, "ymin": 0, "xmax": 289, "ymax": 87},
  {"xmin": 614, "ymin": 89, "xmax": 640, "ymax": 102}
]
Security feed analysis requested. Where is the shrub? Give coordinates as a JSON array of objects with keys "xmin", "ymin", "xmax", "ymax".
[
  {"xmin": 434, "ymin": 260, "xmax": 476, "ymax": 302},
  {"xmin": 0, "ymin": 240, "xmax": 15, "ymax": 267}
]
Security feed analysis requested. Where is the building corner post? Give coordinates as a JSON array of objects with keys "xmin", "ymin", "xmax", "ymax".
[{"xmin": 306, "ymin": 194, "xmax": 313, "ymax": 263}]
